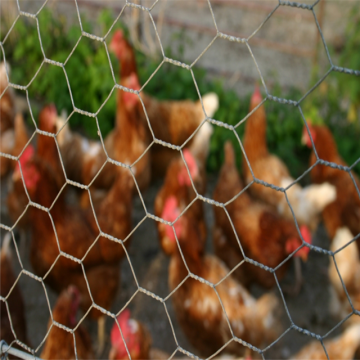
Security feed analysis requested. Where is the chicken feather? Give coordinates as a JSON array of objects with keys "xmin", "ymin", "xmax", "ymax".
[
  {"xmin": 302, "ymin": 122, "xmax": 360, "ymax": 242},
  {"xmin": 164, "ymin": 196, "xmax": 282, "ymax": 357},
  {"xmin": 243, "ymin": 87, "xmax": 336, "ymax": 231},
  {"xmin": 213, "ymin": 141, "xmax": 311, "ymax": 289},
  {"xmin": 290, "ymin": 323, "xmax": 360, "ymax": 360}
]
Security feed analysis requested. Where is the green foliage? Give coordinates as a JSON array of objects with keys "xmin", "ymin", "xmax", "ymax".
[
  {"xmin": 266, "ymin": 86, "xmax": 311, "ymax": 178},
  {"xmin": 4, "ymin": 17, "xmax": 43, "ymax": 87},
  {"xmin": 337, "ymin": 5, "xmax": 360, "ymax": 107},
  {"xmin": 302, "ymin": 75, "xmax": 360, "ymax": 175},
  {"xmin": 302, "ymin": 95, "xmax": 360, "ymax": 175},
  {"xmin": 3, "ymin": 8, "xmax": 118, "ymax": 138},
  {"xmin": 206, "ymin": 84, "xmax": 312, "ymax": 178},
  {"xmin": 207, "ymin": 84, "xmax": 248, "ymax": 173},
  {"xmin": 2, "ymin": 7, "xmax": 359, "ymax": 176}
]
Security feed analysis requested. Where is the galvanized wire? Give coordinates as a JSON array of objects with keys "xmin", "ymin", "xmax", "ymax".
[{"xmin": 0, "ymin": 1, "xmax": 359, "ymax": 360}]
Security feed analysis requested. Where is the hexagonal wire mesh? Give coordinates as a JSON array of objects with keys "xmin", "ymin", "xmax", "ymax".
[{"xmin": 0, "ymin": 0, "xmax": 360, "ymax": 359}]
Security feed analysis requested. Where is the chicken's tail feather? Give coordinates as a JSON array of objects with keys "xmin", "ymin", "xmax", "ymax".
[
  {"xmin": 331, "ymin": 227, "xmax": 354, "ymax": 251},
  {"xmin": 202, "ymin": 92, "xmax": 219, "ymax": 118},
  {"xmin": 189, "ymin": 121, "xmax": 213, "ymax": 164},
  {"xmin": 304, "ymin": 182, "xmax": 337, "ymax": 212},
  {"xmin": 251, "ymin": 292, "xmax": 283, "ymax": 343},
  {"xmin": 282, "ymin": 180, "xmax": 337, "ymax": 227},
  {"xmin": 0, "ymin": 61, "xmax": 10, "ymax": 90},
  {"xmin": 342, "ymin": 323, "xmax": 360, "ymax": 347},
  {"xmin": 1, "ymin": 232, "xmax": 12, "ymax": 258},
  {"xmin": 55, "ymin": 110, "xmax": 71, "ymax": 145}
]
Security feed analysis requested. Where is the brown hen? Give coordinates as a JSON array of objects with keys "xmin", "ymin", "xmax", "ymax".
[
  {"xmin": 243, "ymin": 87, "xmax": 336, "ymax": 231},
  {"xmin": 154, "ymin": 149, "xmax": 206, "ymax": 255},
  {"xmin": 302, "ymin": 122, "xmax": 360, "ymax": 242},
  {"xmin": 0, "ymin": 62, "xmax": 15, "ymax": 134},
  {"xmin": 163, "ymin": 195, "xmax": 282, "ymax": 358},
  {"xmin": 109, "ymin": 309, "xmax": 170, "ymax": 360},
  {"xmin": 1, "ymin": 113, "xmax": 29, "ymax": 178},
  {"xmin": 0, "ymin": 234, "xmax": 28, "ymax": 348},
  {"xmin": 213, "ymin": 141, "xmax": 311, "ymax": 290},
  {"xmin": 108, "ymin": 30, "xmax": 218, "ymax": 178},
  {"xmin": 28, "ymin": 105, "xmax": 133, "ymax": 352},
  {"xmin": 290, "ymin": 322, "xmax": 360, "ymax": 360},
  {"xmin": 40, "ymin": 286, "xmax": 94, "ymax": 360},
  {"xmin": 328, "ymin": 227, "xmax": 360, "ymax": 323}
]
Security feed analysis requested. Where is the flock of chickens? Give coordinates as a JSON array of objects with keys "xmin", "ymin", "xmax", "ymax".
[{"xmin": 1, "ymin": 28, "xmax": 360, "ymax": 360}]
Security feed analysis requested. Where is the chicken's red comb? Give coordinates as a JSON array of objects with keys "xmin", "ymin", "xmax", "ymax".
[
  {"xmin": 111, "ymin": 309, "xmax": 141, "ymax": 358},
  {"xmin": 307, "ymin": 120, "xmax": 316, "ymax": 135},
  {"xmin": 109, "ymin": 29, "xmax": 124, "ymax": 51},
  {"xmin": 125, "ymin": 73, "xmax": 140, "ymax": 91},
  {"xmin": 162, "ymin": 196, "xmax": 178, "ymax": 220},
  {"xmin": 181, "ymin": 149, "xmax": 198, "ymax": 184},
  {"xmin": 162, "ymin": 196, "xmax": 182, "ymax": 242},
  {"xmin": 118, "ymin": 309, "xmax": 131, "ymax": 327},
  {"xmin": 111, "ymin": 309, "xmax": 130, "ymax": 345},
  {"xmin": 14, "ymin": 145, "xmax": 40, "ymax": 190},
  {"xmin": 289, "ymin": 225, "xmax": 311, "ymax": 261},
  {"xmin": 46, "ymin": 103, "xmax": 57, "ymax": 119},
  {"xmin": 15, "ymin": 145, "xmax": 35, "ymax": 177},
  {"xmin": 300, "ymin": 225, "xmax": 312, "ymax": 245},
  {"xmin": 251, "ymin": 85, "xmax": 262, "ymax": 106},
  {"xmin": 123, "ymin": 73, "xmax": 140, "ymax": 108},
  {"xmin": 113, "ymin": 29, "xmax": 124, "ymax": 41},
  {"xmin": 183, "ymin": 149, "xmax": 196, "ymax": 169},
  {"xmin": 301, "ymin": 121, "xmax": 316, "ymax": 148},
  {"xmin": 40, "ymin": 104, "xmax": 57, "ymax": 132},
  {"xmin": 68, "ymin": 285, "xmax": 80, "ymax": 298},
  {"xmin": 67, "ymin": 285, "xmax": 81, "ymax": 326},
  {"xmin": 17, "ymin": 145, "xmax": 35, "ymax": 170}
]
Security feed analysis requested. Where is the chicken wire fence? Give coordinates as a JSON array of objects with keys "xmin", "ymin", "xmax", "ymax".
[{"xmin": 0, "ymin": 0, "xmax": 360, "ymax": 359}]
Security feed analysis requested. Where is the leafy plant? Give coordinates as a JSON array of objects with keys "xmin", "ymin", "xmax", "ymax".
[
  {"xmin": 2, "ymin": 8, "xmax": 118, "ymax": 137},
  {"xmin": 337, "ymin": 5, "xmax": 360, "ymax": 115},
  {"xmin": 1, "ymin": 7, "xmax": 359, "ymax": 175}
]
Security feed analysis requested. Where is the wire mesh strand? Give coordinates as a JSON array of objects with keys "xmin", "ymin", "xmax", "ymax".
[{"xmin": 0, "ymin": 0, "xmax": 360, "ymax": 359}]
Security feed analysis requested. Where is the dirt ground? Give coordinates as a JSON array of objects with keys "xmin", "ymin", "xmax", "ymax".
[{"xmin": 0, "ymin": 171, "xmax": 347, "ymax": 360}]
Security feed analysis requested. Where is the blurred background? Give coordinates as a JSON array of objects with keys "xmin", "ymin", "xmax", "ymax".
[
  {"xmin": 1, "ymin": 1, "xmax": 360, "ymax": 359},
  {"xmin": 1, "ymin": 0, "xmax": 359, "ymax": 177}
]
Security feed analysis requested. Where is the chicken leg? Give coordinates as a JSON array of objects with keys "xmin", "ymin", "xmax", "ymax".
[
  {"xmin": 97, "ymin": 316, "xmax": 106, "ymax": 356},
  {"xmin": 283, "ymin": 257, "xmax": 303, "ymax": 296},
  {"xmin": 293, "ymin": 256, "xmax": 303, "ymax": 295}
]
